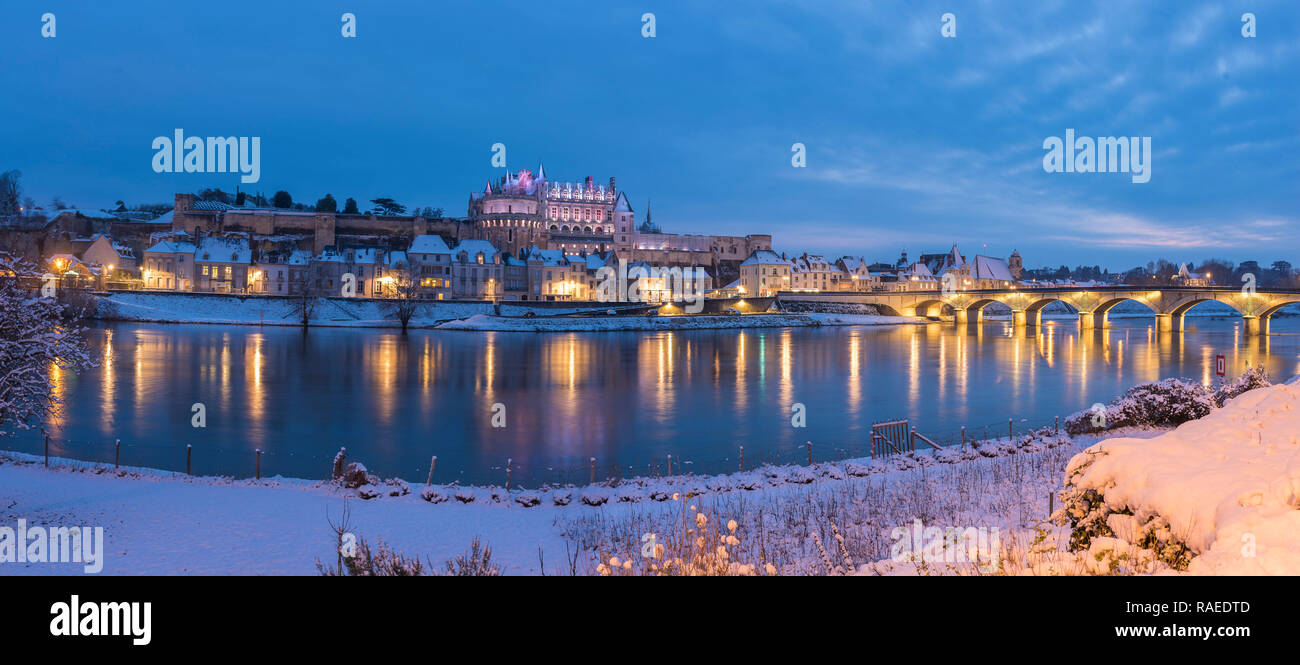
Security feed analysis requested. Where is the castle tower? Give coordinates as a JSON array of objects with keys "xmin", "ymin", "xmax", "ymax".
[{"xmin": 1009, "ymin": 249, "xmax": 1023, "ymax": 281}]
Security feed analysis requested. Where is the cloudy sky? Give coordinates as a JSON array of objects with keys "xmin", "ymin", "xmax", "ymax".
[{"xmin": 2, "ymin": 0, "xmax": 1296, "ymax": 269}]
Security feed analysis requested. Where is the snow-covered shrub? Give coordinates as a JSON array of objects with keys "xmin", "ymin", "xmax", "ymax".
[
  {"xmin": 551, "ymin": 490, "xmax": 572, "ymax": 506},
  {"xmin": 0, "ymin": 256, "xmax": 97, "ymax": 437},
  {"xmin": 514, "ymin": 492, "xmax": 541, "ymax": 508},
  {"xmin": 649, "ymin": 489, "xmax": 673, "ymax": 501},
  {"xmin": 786, "ymin": 467, "xmax": 815, "ymax": 484},
  {"xmin": 420, "ymin": 487, "xmax": 448, "ymax": 504},
  {"xmin": 822, "ymin": 465, "xmax": 846, "ymax": 480},
  {"xmin": 441, "ymin": 537, "xmax": 501, "ymax": 576},
  {"xmin": 341, "ymin": 462, "xmax": 378, "ymax": 489},
  {"xmin": 488, "ymin": 488, "xmax": 508, "ymax": 503},
  {"xmin": 580, "ymin": 490, "xmax": 609, "ymax": 506},
  {"xmin": 615, "ymin": 487, "xmax": 643, "ymax": 503},
  {"xmin": 844, "ymin": 461, "xmax": 876, "ymax": 477},
  {"xmin": 1064, "ymin": 378, "xmax": 1214, "ymax": 434},
  {"xmin": 317, "ymin": 536, "xmax": 426, "ymax": 576},
  {"xmin": 1055, "ymin": 452, "xmax": 1194, "ymax": 571},
  {"xmin": 1213, "ymin": 366, "xmax": 1270, "ymax": 407},
  {"xmin": 384, "ymin": 478, "xmax": 410, "ymax": 497},
  {"xmin": 453, "ymin": 487, "xmax": 475, "ymax": 503},
  {"xmin": 357, "ymin": 486, "xmax": 382, "ymax": 500}
]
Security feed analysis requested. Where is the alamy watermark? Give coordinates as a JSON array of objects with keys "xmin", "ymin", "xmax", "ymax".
[
  {"xmin": 890, "ymin": 519, "xmax": 1001, "ymax": 573},
  {"xmin": 1042, "ymin": 129, "xmax": 1151, "ymax": 183},
  {"xmin": 152, "ymin": 129, "xmax": 261, "ymax": 184},
  {"xmin": 0, "ymin": 519, "xmax": 104, "ymax": 574},
  {"xmin": 594, "ymin": 259, "xmax": 709, "ymax": 313}
]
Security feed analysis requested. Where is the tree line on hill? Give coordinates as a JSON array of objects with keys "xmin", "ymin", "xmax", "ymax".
[
  {"xmin": 1024, "ymin": 258, "xmax": 1298, "ymax": 288},
  {"xmin": 194, "ymin": 188, "xmax": 442, "ymax": 219}
]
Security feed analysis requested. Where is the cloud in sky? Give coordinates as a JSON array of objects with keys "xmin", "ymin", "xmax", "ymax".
[{"xmin": 0, "ymin": 0, "xmax": 1295, "ymax": 269}]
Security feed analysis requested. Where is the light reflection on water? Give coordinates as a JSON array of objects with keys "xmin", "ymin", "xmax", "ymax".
[{"xmin": 11, "ymin": 315, "xmax": 1300, "ymax": 484}]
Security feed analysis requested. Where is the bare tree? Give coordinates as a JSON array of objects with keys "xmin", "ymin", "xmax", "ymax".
[
  {"xmin": 0, "ymin": 255, "xmax": 97, "ymax": 436},
  {"xmin": 385, "ymin": 271, "xmax": 421, "ymax": 333},
  {"xmin": 291, "ymin": 293, "xmax": 317, "ymax": 328}
]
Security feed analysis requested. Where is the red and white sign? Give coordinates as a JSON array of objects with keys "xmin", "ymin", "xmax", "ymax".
[{"xmin": 1216, "ymin": 355, "xmax": 1226, "ymax": 377}]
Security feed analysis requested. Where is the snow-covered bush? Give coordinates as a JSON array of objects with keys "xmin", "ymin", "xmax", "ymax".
[
  {"xmin": 453, "ymin": 487, "xmax": 475, "ymax": 503},
  {"xmin": 1212, "ymin": 366, "xmax": 1270, "ymax": 407},
  {"xmin": 551, "ymin": 490, "xmax": 572, "ymax": 506},
  {"xmin": 442, "ymin": 537, "xmax": 500, "ymax": 576},
  {"xmin": 318, "ymin": 536, "xmax": 426, "ymax": 576},
  {"xmin": 420, "ymin": 487, "xmax": 448, "ymax": 504},
  {"xmin": 1064, "ymin": 378, "xmax": 1214, "ymax": 435},
  {"xmin": 384, "ymin": 478, "xmax": 410, "ymax": 497},
  {"xmin": 514, "ymin": 492, "xmax": 541, "ymax": 508},
  {"xmin": 0, "ymin": 256, "xmax": 96, "ymax": 437},
  {"xmin": 1054, "ymin": 455, "xmax": 1195, "ymax": 571},
  {"xmin": 340, "ymin": 462, "xmax": 378, "ymax": 489},
  {"xmin": 580, "ymin": 490, "xmax": 608, "ymax": 506}
]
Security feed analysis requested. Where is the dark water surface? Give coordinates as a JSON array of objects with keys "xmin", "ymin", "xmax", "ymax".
[{"xmin": 9, "ymin": 312, "xmax": 1299, "ymax": 485}]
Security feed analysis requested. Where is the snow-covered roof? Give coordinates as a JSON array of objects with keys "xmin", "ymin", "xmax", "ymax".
[
  {"xmin": 196, "ymin": 237, "xmax": 252, "ymax": 264},
  {"xmin": 971, "ymin": 255, "xmax": 1014, "ymax": 282},
  {"xmin": 350, "ymin": 248, "xmax": 378, "ymax": 265},
  {"xmin": 902, "ymin": 262, "xmax": 936, "ymax": 278},
  {"xmin": 523, "ymin": 246, "xmax": 566, "ymax": 266},
  {"xmin": 740, "ymin": 249, "xmax": 789, "ymax": 267},
  {"xmin": 191, "ymin": 200, "xmax": 234, "ymax": 211},
  {"xmin": 149, "ymin": 210, "xmax": 175, "ymax": 225},
  {"xmin": 451, "ymin": 239, "xmax": 498, "ymax": 263},
  {"xmin": 386, "ymin": 251, "xmax": 408, "ymax": 268},
  {"xmin": 408, "ymin": 234, "xmax": 452, "ymax": 255},
  {"xmin": 144, "ymin": 239, "xmax": 197, "ymax": 254}
]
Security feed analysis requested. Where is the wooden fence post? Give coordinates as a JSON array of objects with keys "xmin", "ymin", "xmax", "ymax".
[
  {"xmin": 505, "ymin": 458, "xmax": 512, "ymax": 490},
  {"xmin": 1054, "ymin": 416, "xmax": 1059, "ymax": 433},
  {"xmin": 806, "ymin": 441, "xmax": 813, "ymax": 465},
  {"xmin": 115, "ymin": 439, "xmax": 120, "ymax": 469},
  {"xmin": 427, "ymin": 456, "xmax": 437, "ymax": 485},
  {"xmin": 186, "ymin": 444, "xmax": 192, "ymax": 475},
  {"xmin": 1008, "ymin": 418, "xmax": 1013, "ymax": 440},
  {"xmin": 960, "ymin": 426, "xmax": 966, "ymax": 448},
  {"xmin": 666, "ymin": 454, "xmax": 672, "ymax": 478},
  {"xmin": 590, "ymin": 457, "xmax": 596, "ymax": 484},
  {"xmin": 255, "ymin": 449, "xmax": 261, "ymax": 480},
  {"xmin": 739, "ymin": 445, "xmax": 744, "ymax": 472},
  {"xmin": 44, "ymin": 435, "xmax": 49, "ymax": 467}
]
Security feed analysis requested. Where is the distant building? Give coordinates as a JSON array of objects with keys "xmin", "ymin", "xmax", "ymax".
[{"xmin": 739, "ymin": 250, "xmax": 791, "ymax": 297}]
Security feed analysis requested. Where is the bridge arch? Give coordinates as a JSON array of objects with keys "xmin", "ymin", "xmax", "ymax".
[{"xmin": 910, "ymin": 298, "xmax": 954, "ymax": 317}]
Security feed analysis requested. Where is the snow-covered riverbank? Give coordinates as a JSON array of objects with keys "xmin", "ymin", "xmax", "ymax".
[
  {"xmin": 435, "ymin": 312, "xmax": 920, "ymax": 332},
  {"xmin": 0, "ymin": 424, "xmax": 1145, "ymax": 575},
  {"xmin": 94, "ymin": 292, "xmax": 921, "ymax": 331},
  {"xmin": 5, "ymin": 376, "xmax": 1295, "ymax": 575}
]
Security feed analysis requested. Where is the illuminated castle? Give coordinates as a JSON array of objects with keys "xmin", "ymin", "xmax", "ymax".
[{"xmin": 468, "ymin": 163, "xmax": 633, "ymax": 256}]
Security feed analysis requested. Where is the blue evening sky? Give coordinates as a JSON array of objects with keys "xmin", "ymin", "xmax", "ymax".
[{"xmin": 2, "ymin": 1, "xmax": 1296, "ymax": 270}]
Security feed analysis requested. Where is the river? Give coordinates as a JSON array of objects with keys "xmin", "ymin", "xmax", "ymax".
[{"xmin": 8, "ymin": 311, "xmax": 1299, "ymax": 485}]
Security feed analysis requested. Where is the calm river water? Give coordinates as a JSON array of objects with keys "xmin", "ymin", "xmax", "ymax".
[{"xmin": 9, "ymin": 312, "xmax": 1299, "ymax": 485}]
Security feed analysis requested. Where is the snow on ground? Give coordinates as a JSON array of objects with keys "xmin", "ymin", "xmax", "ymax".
[
  {"xmin": 435, "ymin": 312, "xmax": 920, "ymax": 332},
  {"xmin": 1060, "ymin": 380, "xmax": 1300, "ymax": 575},
  {"xmin": 0, "ymin": 425, "xmax": 1144, "ymax": 576}
]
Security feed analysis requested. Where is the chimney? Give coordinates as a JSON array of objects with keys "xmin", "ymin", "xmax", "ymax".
[
  {"xmin": 609, "ymin": 177, "xmax": 616, "ymax": 193},
  {"xmin": 585, "ymin": 176, "xmax": 594, "ymax": 190}
]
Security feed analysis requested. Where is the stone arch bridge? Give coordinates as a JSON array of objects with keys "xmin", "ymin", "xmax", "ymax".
[{"xmin": 778, "ymin": 286, "xmax": 1300, "ymax": 335}]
